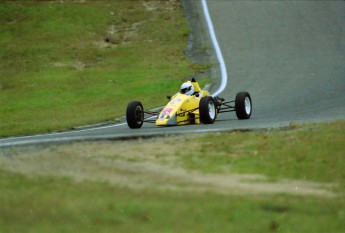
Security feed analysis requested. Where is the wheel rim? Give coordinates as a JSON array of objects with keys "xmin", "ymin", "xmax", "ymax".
[
  {"xmin": 244, "ymin": 97, "xmax": 251, "ymax": 115},
  {"xmin": 208, "ymin": 101, "xmax": 216, "ymax": 119},
  {"xmin": 135, "ymin": 106, "xmax": 143, "ymax": 124}
]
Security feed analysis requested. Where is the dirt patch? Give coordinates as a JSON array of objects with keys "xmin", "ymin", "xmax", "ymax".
[
  {"xmin": 102, "ymin": 21, "xmax": 144, "ymax": 47},
  {"xmin": 99, "ymin": 0, "xmax": 181, "ymax": 48},
  {"xmin": 143, "ymin": 0, "xmax": 180, "ymax": 12},
  {"xmin": 52, "ymin": 60, "xmax": 86, "ymax": 71},
  {"xmin": 0, "ymin": 137, "xmax": 336, "ymax": 198}
]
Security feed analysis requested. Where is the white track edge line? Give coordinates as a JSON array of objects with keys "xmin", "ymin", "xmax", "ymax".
[
  {"xmin": 201, "ymin": 0, "xmax": 228, "ymax": 97},
  {"xmin": 0, "ymin": 123, "xmax": 127, "ymax": 142}
]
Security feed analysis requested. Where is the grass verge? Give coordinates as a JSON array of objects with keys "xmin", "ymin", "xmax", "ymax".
[
  {"xmin": 1, "ymin": 170, "xmax": 344, "ymax": 233},
  {"xmin": 0, "ymin": 0, "xmax": 209, "ymax": 137},
  {"xmin": 1, "ymin": 121, "xmax": 344, "ymax": 232},
  {"xmin": 179, "ymin": 121, "xmax": 345, "ymax": 186}
]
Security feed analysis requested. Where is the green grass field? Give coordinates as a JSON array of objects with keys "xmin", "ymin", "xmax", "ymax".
[
  {"xmin": 1, "ymin": 171, "xmax": 343, "ymax": 233},
  {"xmin": 0, "ymin": 1, "xmax": 209, "ymax": 137},
  {"xmin": 1, "ymin": 121, "xmax": 344, "ymax": 232}
]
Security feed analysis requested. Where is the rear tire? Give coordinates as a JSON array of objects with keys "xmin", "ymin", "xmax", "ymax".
[
  {"xmin": 199, "ymin": 96, "xmax": 217, "ymax": 124},
  {"xmin": 126, "ymin": 101, "xmax": 144, "ymax": 129},
  {"xmin": 235, "ymin": 92, "xmax": 252, "ymax": 119}
]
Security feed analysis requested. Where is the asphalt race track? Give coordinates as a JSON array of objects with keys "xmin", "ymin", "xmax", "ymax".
[{"xmin": 1, "ymin": 0, "xmax": 345, "ymax": 147}]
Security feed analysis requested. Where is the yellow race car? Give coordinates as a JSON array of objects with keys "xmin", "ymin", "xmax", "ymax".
[{"xmin": 126, "ymin": 79, "xmax": 252, "ymax": 129}]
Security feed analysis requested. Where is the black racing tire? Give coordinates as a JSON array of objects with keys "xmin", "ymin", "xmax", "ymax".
[
  {"xmin": 199, "ymin": 96, "xmax": 217, "ymax": 124},
  {"xmin": 235, "ymin": 92, "xmax": 252, "ymax": 120},
  {"xmin": 126, "ymin": 101, "xmax": 144, "ymax": 129}
]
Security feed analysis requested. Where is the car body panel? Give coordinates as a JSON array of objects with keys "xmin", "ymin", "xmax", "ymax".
[{"xmin": 155, "ymin": 81, "xmax": 210, "ymax": 126}]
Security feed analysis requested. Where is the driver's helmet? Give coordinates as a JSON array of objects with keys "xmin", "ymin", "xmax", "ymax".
[{"xmin": 180, "ymin": 82, "xmax": 194, "ymax": 95}]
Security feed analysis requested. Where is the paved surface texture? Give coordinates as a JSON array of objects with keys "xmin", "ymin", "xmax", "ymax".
[
  {"xmin": 1, "ymin": 0, "xmax": 344, "ymax": 147},
  {"xmin": 207, "ymin": 1, "xmax": 345, "ymax": 124}
]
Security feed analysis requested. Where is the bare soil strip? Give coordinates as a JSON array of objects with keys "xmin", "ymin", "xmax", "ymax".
[{"xmin": 0, "ymin": 138, "xmax": 336, "ymax": 198}]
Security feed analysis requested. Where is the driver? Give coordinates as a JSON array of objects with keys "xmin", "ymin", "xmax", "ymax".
[{"xmin": 180, "ymin": 82, "xmax": 194, "ymax": 96}]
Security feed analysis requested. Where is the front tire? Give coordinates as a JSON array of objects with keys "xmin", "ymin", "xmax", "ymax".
[
  {"xmin": 235, "ymin": 92, "xmax": 252, "ymax": 119},
  {"xmin": 199, "ymin": 96, "xmax": 217, "ymax": 124},
  {"xmin": 126, "ymin": 101, "xmax": 144, "ymax": 129}
]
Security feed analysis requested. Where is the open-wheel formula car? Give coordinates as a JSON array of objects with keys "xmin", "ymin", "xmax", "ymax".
[{"xmin": 126, "ymin": 79, "xmax": 252, "ymax": 129}]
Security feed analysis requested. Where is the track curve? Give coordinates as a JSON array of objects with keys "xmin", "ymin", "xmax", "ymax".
[
  {"xmin": 207, "ymin": 0, "xmax": 345, "ymax": 125},
  {"xmin": 1, "ymin": 0, "xmax": 344, "ymax": 147}
]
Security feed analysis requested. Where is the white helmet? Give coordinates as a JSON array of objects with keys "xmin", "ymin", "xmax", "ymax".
[{"xmin": 180, "ymin": 82, "xmax": 194, "ymax": 95}]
